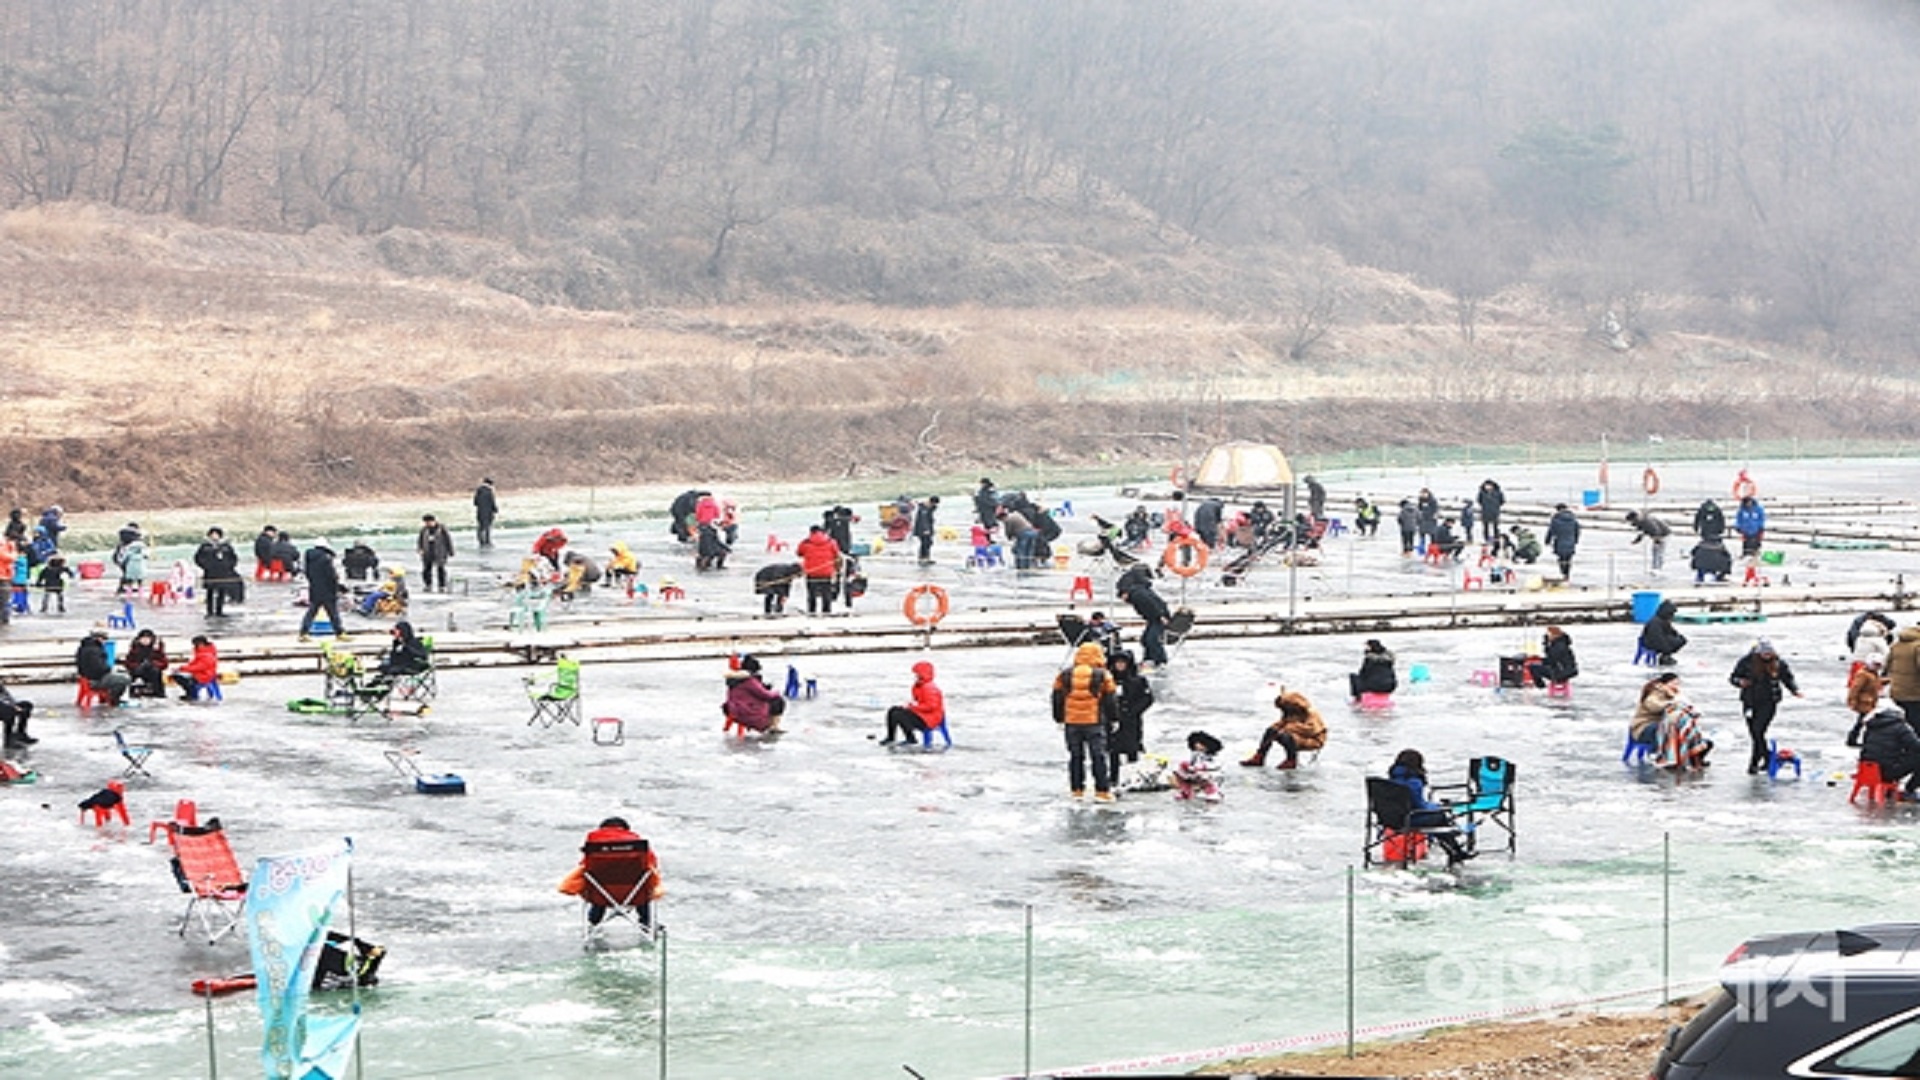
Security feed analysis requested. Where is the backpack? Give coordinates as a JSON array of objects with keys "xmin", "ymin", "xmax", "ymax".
[
  {"xmin": 112, "ymin": 544, "xmax": 128, "ymax": 569},
  {"xmin": 28, "ymin": 536, "xmax": 54, "ymax": 567}
]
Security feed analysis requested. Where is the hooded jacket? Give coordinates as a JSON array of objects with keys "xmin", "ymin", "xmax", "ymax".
[
  {"xmin": 304, "ymin": 542, "xmax": 340, "ymax": 598},
  {"xmin": 796, "ymin": 531, "xmax": 840, "ymax": 579},
  {"xmin": 1272, "ymin": 692, "xmax": 1327, "ymax": 752},
  {"xmin": 1052, "ymin": 643, "xmax": 1115, "ymax": 726},
  {"xmin": 1887, "ymin": 627, "xmax": 1920, "ymax": 702},
  {"xmin": 1859, "ymin": 709, "xmax": 1920, "ymax": 774},
  {"xmin": 1730, "ymin": 648, "xmax": 1798, "ymax": 707},
  {"xmin": 1544, "ymin": 508, "xmax": 1581, "ymax": 557},
  {"xmin": 1639, "ymin": 601, "xmax": 1688, "ymax": 656},
  {"xmin": 907, "ymin": 661, "xmax": 945, "ymax": 728},
  {"xmin": 380, "ymin": 621, "xmax": 430, "ymax": 676}
]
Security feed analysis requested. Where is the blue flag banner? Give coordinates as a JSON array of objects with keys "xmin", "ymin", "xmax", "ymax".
[{"xmin": 245, "ymin": 838, "xmax": 356, "ymax": 1080}]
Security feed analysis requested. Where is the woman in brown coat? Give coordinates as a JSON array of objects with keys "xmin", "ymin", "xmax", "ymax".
[{"xmin": 1240, "ymin": 690, "xmax": 1327, "ymax": 770}]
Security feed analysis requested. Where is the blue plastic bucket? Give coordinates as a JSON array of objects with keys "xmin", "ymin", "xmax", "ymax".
[
  {"xmin": 1631, "ymin": 590, "xmax": 1662, "ymax": 623},
  {"xmin": 1581, "ymin": 488, "xmax": 1603, "ymax": 507}
]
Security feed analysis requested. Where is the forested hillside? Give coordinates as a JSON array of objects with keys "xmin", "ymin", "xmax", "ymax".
[{"xmin": 4, "ymin": 0, "xmax": 1918, "ymax": 356}]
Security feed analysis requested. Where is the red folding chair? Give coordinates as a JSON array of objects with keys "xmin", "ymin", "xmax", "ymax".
[
  {"xmin": 579, "ymin": 838, "xmax": 659, "ymax": 944},
  {"xmin": 163, "ymin": 818, "xmax": 249, "ymax": 944}
]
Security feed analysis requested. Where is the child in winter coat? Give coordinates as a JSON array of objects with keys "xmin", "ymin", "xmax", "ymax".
[
  {"xmin": 1172, "ymin": 730, "xmax": 1224, "ymax": 801},
  {"xmin": 170, "ymin": 635, "xmax": 221, "ymax": 701},
  {"xmin": 116, "ymin": 538, "xmax": 148, "ymax": 596},
  {"xmin": 37, "ymin": 555, "xmax": 73, "ymax": 613},
  {"xmin": 882, "ymin": 660, "xmax": 944, "ymax": 745}
]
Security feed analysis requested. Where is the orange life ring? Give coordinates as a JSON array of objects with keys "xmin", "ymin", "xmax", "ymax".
[
  {"xmin": 1732, "ymin": 470, "xmax": 1757, "ymax": 501},
  {"xmin": 902, "ymin": 584, "xmax": 949, "ymax": 627},
  {"xmin": 1162, "ymin": 535, "xmax": 1209, "ymax": 577},
  {"xmin": 1169, "ymin": 466, "xmax": 1186, "ymax": 490},
  {"xmin": 1641, "ymin": 468, "xmax": 1661, "ymax": 495}
]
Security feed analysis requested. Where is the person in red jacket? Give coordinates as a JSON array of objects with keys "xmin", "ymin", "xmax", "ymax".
[
  {"xmin": 532, "ymin": 527, "xmax": 569, "ymax": 568},
  {"xmin": 558, "ymin": 817, "xmax": 663, "ymax": 928},
  {"xmin": 169, "ymin": 635, "xmax": 221, "ymax": 701},
  {"xmin": 882, "ymin": 660, "xmax": 945, "ymax": 745},
  {"xmin": 794, "ymin": 525, "xmax": 842, "ymax": 616}
]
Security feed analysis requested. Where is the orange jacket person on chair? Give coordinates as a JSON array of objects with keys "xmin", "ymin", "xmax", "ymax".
[{"xmin": 558, "ymin": 817, "xmax": 662, "ymax": 929}]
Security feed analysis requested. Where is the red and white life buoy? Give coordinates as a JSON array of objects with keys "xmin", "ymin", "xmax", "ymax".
[
  {"xmin": 903, "ymin": 584, "xmax": 950, "ymax": 627},
  {"xmin": 1169, "ymin": 466, "xmax": 1187, "ymax": 490},
  {"xmin": 1162, "ymin": 535, "xmax": 1209, "ymax": 577},
  {"xmin": 1732, "ymin": 470, "xmax": 1758, "ymax": 500},
  {"xmin": 1642, "ymin": 468, "xmax": 1661, "ymax": 495}
]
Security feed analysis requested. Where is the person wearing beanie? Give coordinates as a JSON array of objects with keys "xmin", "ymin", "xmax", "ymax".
[
  {"xmin": 1729, "ymin": 637, "xmax": 1802, "ymax": 774},
  {"xmin": 298, "ymin": 538, "xmax": 347, "ymax": 642}
]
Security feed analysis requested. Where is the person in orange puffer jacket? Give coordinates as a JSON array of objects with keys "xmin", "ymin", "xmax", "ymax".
[
  {"xmin": 882, "ymin": 661, "xmax": 945, "ymax": 745},
  {"xmin": 1052, "ymin": 643, "xmax": 1117, "ymax": 800},
  {"xmin": 169, "ymin": 635, "xmax": 221, "ymax": 701},
  {"xmin": 795, "ymin": 525, "xmax": 842, "ymax": 616}
]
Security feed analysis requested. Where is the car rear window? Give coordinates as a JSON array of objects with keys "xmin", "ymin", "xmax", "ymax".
[{"xmin": 1820, "ymin": 1009, "xmax": 1920, "ymax": 1075}]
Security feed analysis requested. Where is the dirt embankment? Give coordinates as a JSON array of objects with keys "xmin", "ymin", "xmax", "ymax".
[{"xmin": 4, "ymin": 204, "xmax": 1916, "ymax": 514}]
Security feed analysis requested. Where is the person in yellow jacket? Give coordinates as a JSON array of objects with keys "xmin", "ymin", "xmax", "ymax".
[
  {"xmin": 1052, "ymin": 642, "xmax": 1117, "ymax": 800},
  {"xmin": 606, "ymin": 542, "xmax": 640, "ymax": 592}
]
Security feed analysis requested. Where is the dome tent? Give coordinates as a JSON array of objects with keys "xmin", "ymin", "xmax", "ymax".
[{"xmin": 1184, "ymin": 441, "xmax": 1295, "ymax": 499}]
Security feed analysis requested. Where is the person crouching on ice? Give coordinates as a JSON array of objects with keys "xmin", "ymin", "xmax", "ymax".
[
  {"xmin": 882, "ymin": 660, "xmax": 944, "ymax": 746},
  {"xmin": 724, "ymin": 655, "xmax": 785, "ymax": 735}
]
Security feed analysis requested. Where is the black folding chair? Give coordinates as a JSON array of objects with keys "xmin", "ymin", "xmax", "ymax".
[{"xmin": 1363, "ymin": 776, "xmax": 1469, "ymax": 868}]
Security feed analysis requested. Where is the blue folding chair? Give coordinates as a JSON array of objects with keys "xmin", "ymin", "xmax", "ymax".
[
  {"xmin": 1443, "ymin": 756, "xmax": 1516, "ymax": 856},
  {"xmin": 1623, "ymin": 733, "xmax": 1652, "ymax": 765},
  {"xmin": 920, "ymin": 717, "xmax": 952, "ymax": 749}
]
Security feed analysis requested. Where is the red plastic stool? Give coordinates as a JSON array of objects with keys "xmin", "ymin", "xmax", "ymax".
[
  {"xmin": 1069, "ymin": 575, "xmax": 1094, "ymax": 602},
  {"xmin": 1850, "ymin": 761, "xmax": 1904, "ymax": 805},
  {"xmin": 1547, "ymin": 681, "xmax": 1573, "ymax": 699},
  {"xmin": 76, "ymin": 677, "xmax": 105, "ymax": 709},
  {"xmin": 148, "ymin": 799, "xmax": 198, "ymax": 843},
  {"xmin": 81, "ymin": 780, "xmax": 130, "ymax": 827},
  {"xmin": 148, "ymin": 581, "xmax": 176, "ymax": 605},
  {"xmin": 765, "ymin": 534, "xmax": 788, "ymax": 553},
  {"xmin": 1460, "ymin": 570, "xmax": 1485, "ymax": 591},
  {"xmin": 659, "ymin": 584, "xmax": 685, "ymax": 602},
  {"xmin": 1358, "ymin": 692, "xmax": 1394, "ymax": 710}
]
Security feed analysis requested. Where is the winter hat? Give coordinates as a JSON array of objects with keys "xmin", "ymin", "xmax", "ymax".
[
  {"xmin": 312, "ymin": 537, "xmax": 332, "ymax": 551},
  {"xmin": 1755, "ymin": 637, "xmax": 1776, "ymax": 656},
  {"xmin": 739, "ymin": 655, "xmax": 762, "ymax": 674}
]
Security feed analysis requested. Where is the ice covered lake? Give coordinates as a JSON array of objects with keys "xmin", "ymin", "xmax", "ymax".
[{"xmin": 2, "ymin": 456, "xmax": 1918, "ymax": 1077}]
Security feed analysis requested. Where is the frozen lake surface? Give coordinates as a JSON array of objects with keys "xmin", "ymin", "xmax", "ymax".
[{"xmin": 2, "ymin": 457, "xmax": 1918, "ymax": 1077}]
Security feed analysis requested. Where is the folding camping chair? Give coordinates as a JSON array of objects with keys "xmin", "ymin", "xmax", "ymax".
[
  {"xmin": 320, "ymin": 643, "xmax": 394, "ymax": 722},
  {"xmin": 1439, "ymin": 756, "xmax": 1517, "ymax": 856},
  {"xmin": 1164, "ymin": 607, "xmax": 1197, "ymax": 657},
  {"xmin": 1362, "ymin": 777, "xmax": 1470, "ymax": 868},
  {"xmin": 390, "ymin": 635, "xmax": 438, "ymax": 707},
  {"xmin": 579, "ymin": 837, "xmax": 658, "ymax": 944},
  {"xmin": 164, "ymin": 818, "xmax": 249, "ymax": 944},
  {"xmin": 526, "ymin": 656, "xmax": 583, "ymax": 727},
  {"xmin": 114, "ymin": 728, "xmax": 155, "ymax": 779}
]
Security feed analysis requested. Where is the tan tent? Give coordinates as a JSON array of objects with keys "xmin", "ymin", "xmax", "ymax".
[{"xmin": 1184, "ymin": 441, "xmax": 1295, "ymax": 498}]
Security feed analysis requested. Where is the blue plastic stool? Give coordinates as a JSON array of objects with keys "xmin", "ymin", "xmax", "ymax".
[
  {"xmin": 1623, "ymin": 734, "xmax": 1652, "ymax": 764},
  {"xmin": 1633, "ymin": 644, "xmax": 1660, "ymax": 667},
  {"xmin": 921, "ymin": 720, "xmax": 952, "ymax": 749},
  {"xmin": 1766, "ymin": 739, "xmax": 1801, "ymax": 780},
  {"xmin": 1327, "ymin": 518, "xmax": 1348, "ymax": 537},
  {"xmin": 107, "ymin": 601, "xmax": 136, "ymax": 630},
  {"xmin": 968, "ymin": 544, "xmax": 1004, "ymax": 569},
  {"xmin": 1055, "ymin": 501, "xmax": 1074, "ymax": 518},
  {"xmin": 784, "ymin": 665, "xmax": 801, "ymax": 699},
  {"xmin": 193, "ymin": 679, "xmax": 223, "ymax": 703}
]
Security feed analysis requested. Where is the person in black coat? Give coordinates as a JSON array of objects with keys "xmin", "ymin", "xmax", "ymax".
[
  {"xmin": 1349, "ymin": 639, "xmax": 1398, "ymax": 699},
  {"xmin": 417, "ymin": 514, "xmax": 455, "ymax": 591},
  {"xmin": 824, "ymin": 506, "xmax": 856, "ymax": 554},
  {"xmin": 1639, "ymin": 599, "xmax": 1688, "ymax": 664},
  {"xmin": 1191, "ymin": 498, "xmax": 1225, "ymax": 548},
  {"xmin": 973, "ymin": 479, "xmax": 1000, "ymax": 533},
  {"xmin": 342, "ymin": 541, "xmax": 380, "ymax": 582},
  {"xmin": 912, "ymin": 496, "xmax": 939, "ymax": 564},
  {"xmin": 753, "ymin": 562, "xmax": 800, "ymax": 615},
  {"xmin": 1118, "ymin": 574, "xmax": 1171, "ymax": 669},
  {"xmin": 194, "ymin": 527, "xmax": 242, "ymax": 617},
  {"xmin": 76, "ymin": 628, "xmax": 133, "ymax": 704},
  {"xmin": 1304, "ymin": 476, "xmax": 1327, "ymax": 521},
  {"xmin": 271, "ymin": 534, "xmax": 302, "ymax": 578},
  {"xmin": 254, "ymin": 526, "xmax": 280, "ymax": 577},
  {"xmin": 1544, "ymin": 504, "xmax": 1581, "ymax": 579},
  {"xmin": 472, "ymin": 478, "xmax": 498, "ymax": 548},
  {"xmin": 1730, "ymin": 638, "xmax": 1802, "ymax": 774},
  {"xmin": 1693, "ymin": 499, "xmax": 1726, "ymax": 540},
  {"xmin": 1476, "ymin": 480, "xmax": 1505, "ymax": 543},
  {"xmin": 1105, "ymin": 650, "xmax": 1155, "ymax": 783},
  {"xmin": 1859, "ymin": 708, "xmax": 1920, "ymax": 798},
  {"xmin": 1690, "ymin": 536, "xmax": 1733, "ymax": 583},
  {"xmin": 299, "ymin": 539, "xmax": 347, "ymax": 641},
  {"xmin": 1529, "ymin": 626, "xmax": 1579, "ymax": 687},
  {"xmin": 668, "ymin": 490, "xmax": 700, "ymax": 543},
  {"xmin": 375, "ymin": 619, "xmax": 431, "ymax": 678}
]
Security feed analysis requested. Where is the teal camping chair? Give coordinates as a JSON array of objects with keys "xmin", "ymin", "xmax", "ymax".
[{"xmin": 1445, "ymin": 756, "xmax": 1517, "ymax": 856}]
